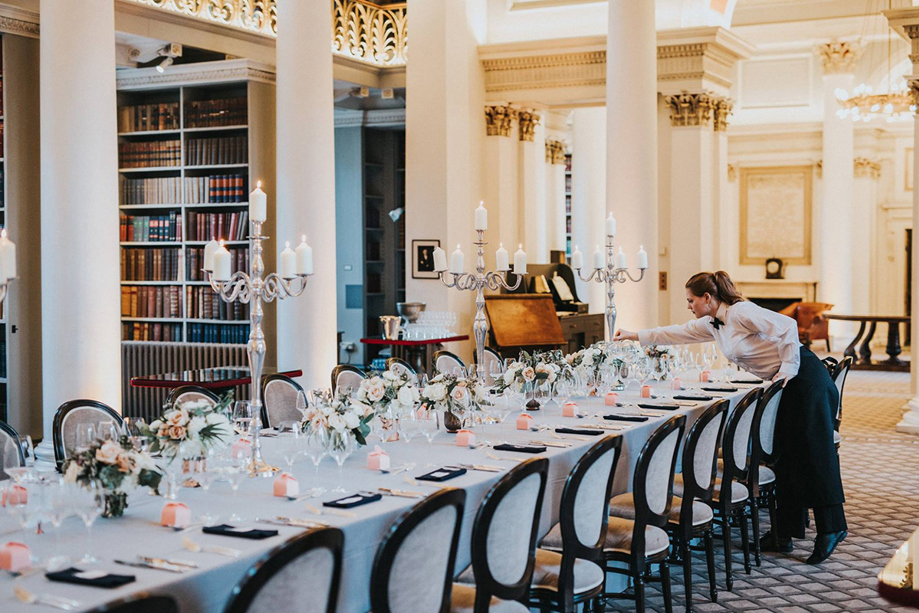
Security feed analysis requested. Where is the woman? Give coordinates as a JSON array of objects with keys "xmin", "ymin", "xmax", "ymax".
[{"xmin": 614, "ymin": 271, "xmax": 846, "ymax": 564}]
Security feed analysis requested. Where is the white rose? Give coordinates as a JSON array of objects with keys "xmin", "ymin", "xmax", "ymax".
[
  {"xmin": 503, "ymin": 370, "xmax": 516, "ymax": 385},
  {"xmin": 522, "ymin": 367, "xmax": 536, "ymax": 382},
  {"xmin": 425, "ymin": 382, "xmax": 447, "ymax": 402},
  {"xmin": 397, "ymin": 385, "xmax": 417, "ymax": 409},
  {"xmin": 451, "ymin": 386, "xmax": 468, "ymax": 403},
  {"xmin": 182, "ymin": 399, "xmax": 211, "ymax": 412},
  {"xmin": 63, "ymin": 461, "xmax": 81, "ymax": 484},
  {"xmin": 187, "ymin": 416, "xmax": 206, "ymax": 438},
  {"xmin": 328, "ymin": 414, "xmax": 346, "ymax": 431},
  {"xmin": 95, "ymin": 440, "xmax": 122, "ymax": 465},
  {"xmin": 149, "ymin": 419, "xmax": 164, "ymax": 433},
  {"xmin": 166, "ymin": 408, "xmax": 189, "ymax": 427},
  {"xmin": 365, "ymin": 379, "xmax": 386, "ymax": 402},
  {"xmin": 343, "ymin": 411, "xmax": 360, "ymax": 429},
  {"xmin": 356, "ymin": 386, "xmax": 369, "ymax": 403},
  {"xmin": 383, "ymin": 370, "xmax": 398, "ymax": 381},
  {"xmin": 431, "ymin": 374, "xmax": 444, "ymax": 383}
]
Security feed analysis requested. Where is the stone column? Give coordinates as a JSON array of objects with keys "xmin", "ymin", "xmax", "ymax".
[
  {"xmin": 607, "ymin": 0, "xmax": 658, "ymax": 331},
  {"xmin": 275, "ymin": 0, "xmax": 337, "ymax": 385},
  {"xmin": 571, "ymin": 107, "xmax": 607, "ymax": 312},
  {"xmin": 852, "ymin": 158, "xmax": 880, "ymax": 315},
  {"xmin": 40, "ymin": 0, "xmax": 120, "ymax": 439},
  {"xmin": 818, "ymin": 41, "xmax": 858, "ymax": 344},
  {"xmin": 483, "ymin": 105, "xmax": 519, "ymax": 267},
  {"xmin": 518, "ymin": 109, "xmax": 547, "ymax": 263},
  {"xmin": 545, "ymin": 138, "xmax": 568, "ymax": 255}
]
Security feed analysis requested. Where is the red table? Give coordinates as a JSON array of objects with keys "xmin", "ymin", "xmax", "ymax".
[
  {"xmin": 360, "ymin": 335, "xmax": 469, "ymax": 374},
  {"xmin": 131, "ymin": 367, "xmax": 303, "ymax": 390}
]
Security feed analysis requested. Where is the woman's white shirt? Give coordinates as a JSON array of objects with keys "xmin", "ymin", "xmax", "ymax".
[{"xmin": 636, "ymin": 301, "xmax": 801, "ymax": 380}]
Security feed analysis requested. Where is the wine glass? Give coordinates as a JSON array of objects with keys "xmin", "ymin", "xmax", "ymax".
[
  {"xmin": 71, "ymin": 480, "xmax": 104, "ymax": 564},
  {"xmin": 326, "ymin": 430, "xmax": 354, "ymax": 494},
  {"xmin": 398, "ymin": 408, "xmax": 424, "ymax": 443},
  {"xmin": 75, "ymin": 423, "xmax": 96, "ymax": 452},
  {"xmin": 295, "ymin": 391, "xmax": 309, "ymax": 421},
  {"xmin": 99, "ymin": 421, "xmax": 119, "ymax": 441},
  {"xmin": 303, "ymin": 425, "xmax": 328, "ymax": 495},
  {"xmin": 276, "ymin": 420, "xmax": 302, "ymax": 471},
  {"xmin": 45, "ymin": 478, "xmax": 73, "ymax": 570},
  {"xmin": 702, "ymin": 344, "xmax": 718, "ymax": 372},
  {"xmin": 488, "ymin": 359, "xmax": 503, "ymax": 387},
  {"xmin": 223, "ymin": 450, "xmax": 248, "ymax": 522},
  {"xmin": 232, "ymin": 401, "xmax": 253, "ymax": 437},
  {"xmin": 417, "ymin": 408, "xmax": 440, "ymax": 444}
]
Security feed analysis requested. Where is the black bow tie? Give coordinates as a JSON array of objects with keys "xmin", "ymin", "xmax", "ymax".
[{"xmin": 711, "ymin": 317, "xmax": 725, "ymax": 330}]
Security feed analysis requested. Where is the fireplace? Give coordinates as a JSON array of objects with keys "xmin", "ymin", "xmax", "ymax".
[
  {"xmin": 735, "ymin": 281, "xmax": 818, "ymax": 313},
  {"xmin": 747, "ymin": 297, "xmax": 801, "ymax": 312}
]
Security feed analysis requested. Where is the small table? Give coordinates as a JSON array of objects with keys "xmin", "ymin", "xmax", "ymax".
[
  {"xmin": 131, "ymin": 367, "xmax": 303, "ymax": 390},
  {"xmin": 824, "ymin": 314, "xmax": 909, "ymax": 371},
  {"xmin": 360, "ymin": 335, "xmax": 469, "ymax": 375},
  {"xmin": 878, "ymin": 526, "xmax": 919, "ymax": 608}
]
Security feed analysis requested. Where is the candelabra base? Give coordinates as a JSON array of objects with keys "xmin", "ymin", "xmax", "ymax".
[{"xmin": 248, "ymin": 457, "xmax": 279, "ymax": 478}]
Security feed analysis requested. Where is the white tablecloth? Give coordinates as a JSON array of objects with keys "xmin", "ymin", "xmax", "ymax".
[{"xmin": 1, "ymin": 382, "xmax": 753, "ymax": 612}]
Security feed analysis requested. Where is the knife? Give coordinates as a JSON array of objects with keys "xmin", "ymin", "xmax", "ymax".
[
  {"xmin": 137, "ymin": 555, "xmax": 198, "ymax": 569},
  {"xmin": 378, "ymin": 488, "xmax": 425, "ymax": 499},
  {"xmin": 457, "ymin": 463, "xmax": 503, "ymax": 472},
  {"xmin": 115, "ymin": 559, "xmax": 188, "ymax": 573}
]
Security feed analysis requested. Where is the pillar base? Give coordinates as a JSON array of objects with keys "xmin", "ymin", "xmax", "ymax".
[{"xmin": 896, "ymin": 397, "xmax": 919, "ymax": 435}]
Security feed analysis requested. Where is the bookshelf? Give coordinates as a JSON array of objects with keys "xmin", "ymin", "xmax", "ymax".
[
  {"xmin": 565, "ymin": 152, "xmax": 572, "ymax": 256},
  {"xmin": 116, "ymin": 60, "xmax": 276, "ymax": 345}
]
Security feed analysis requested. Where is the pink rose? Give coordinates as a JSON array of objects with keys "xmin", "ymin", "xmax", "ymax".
[{"xmin": 167, "ymin": 425, "xmax": 187, "ymax": 440}]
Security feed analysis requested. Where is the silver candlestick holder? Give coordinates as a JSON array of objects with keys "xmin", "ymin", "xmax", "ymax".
[
  {"xmin": 438, "ymin": 229, "xmax": 521, "ymax": 386},
  {"xmin": 575, "ymin": 234, "xmax": 647, "ymax": 341},
  {"xmin": 204, "ymin": 219, "xmax": 312, "ymax": 477},
  {"xmin": 0, "ymin": 278, "xmax": 15, "ymax": 305}
]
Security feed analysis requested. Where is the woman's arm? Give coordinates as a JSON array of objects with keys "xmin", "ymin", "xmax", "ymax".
[
  {"xmin": 615, "ymin": 318, "xmax": 715, "ymax": 346},
  {"xmin": 734, "ymin": 302, "xmax": 801, "ymax": 378}
]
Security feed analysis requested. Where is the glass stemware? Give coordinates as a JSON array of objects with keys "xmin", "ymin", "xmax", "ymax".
[
  {"xmin": 303, "ymin": 426, "xmax": 328, "ymax": 496},
  {"xmin": 276, "ymin": 420, "xmax": 302, "ymax": 471},
  {"xmin": 326, "ymin": 430, "xmax": 354, "ymax": 494},
  {"xmin": 417, "ymin": 408, "xmax": 439, "ymax": 444},
  {"xmin": 223, "ymin": 450, "xmax": 248, "ymax": 522},
  {"xmin": 232, "ymin": 401, "xmax": 253, "ymax": 437},
  {"xmin": 71, "ymin": 480, "xmax": 104, "ymax": 564},
  {"xmin": 75, "ymin": 423, "xmax": 96, "ymax": 452},
  {"xmin": 45, "ymin": 478, "xmax": 72, "ymax": 570}
]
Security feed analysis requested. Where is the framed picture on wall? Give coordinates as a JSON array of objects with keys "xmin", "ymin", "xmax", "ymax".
[
  {"xmin": 412, "ymin": 239, "xmax": 441, "ymax": 279},
  {"xmin": 739, "ymin": 165, "xmax": 813, "ymax": 266}
]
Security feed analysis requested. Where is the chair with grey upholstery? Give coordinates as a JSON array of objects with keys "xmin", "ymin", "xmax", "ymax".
[
  {"xmin": 386, "ymin": 357, "xmax": 417, "ymax": 378},
  {"xmin": 165, "ymin": 385, "xmax": 219, "ymax": 407},
  {"xmin": 535, "ymin": 436, "xmax": 622, "ymax": 612},
  {"xmin": 261, "ymin": 374, "xmax": 306, "ymax": 428},
  {"xmin": 225, "ymin": 527, "xmax": 344, "ymax": 613},
  {"xmin": 371, "ymin": 488, "xmax": 467, "ymax": 613},
  {"xmin": 330, "ymin": 364, "xmax": 366, "ymax": 395},
  {"xmin": 603, "ymin": 415, "xmax": 686, "ymax": 613},
  {"xmin": 52, "ymin": 400, "xmax": 124, "ymax": 471},
  {"xmin": 0, "ymin": 420, "xmax": 24, "ymax": 480},
  {"xmin": 433, "ymin": 350, "xmax": 466, "ymax": 376},
  {"xmin": 452, "ymin": 458, "xmax": 549, "ymax": 613}
]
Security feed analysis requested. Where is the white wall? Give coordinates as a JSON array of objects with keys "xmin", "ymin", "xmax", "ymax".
[{"xmin": 334, "ymin": 127, "xmax": 365, "ymax": 365}]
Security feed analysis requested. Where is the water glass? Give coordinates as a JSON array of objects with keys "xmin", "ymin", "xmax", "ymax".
[
  {"xmin": 276, "ymin": 420, "xmax": 302, "ymax": 470},
  {"xmin": 45, "ymin": 478, "xmax": 73, "ymax": 570},
  {"xmin": 75, "ymin": 423, "xmax": 96, "ymax": 451},
  {"xmin": 304, "ymin": 426, "xmax": 328, "ymax": 495},
  {"xmin": 232, "ymin": 401, "xmax": 253, "ymax": 437},
  {"xmin": 71, "ymin": 480, "xmax": 104, "ymax": 564},
  {"xmin": 326, "ymin": 431, "xmax": 354, "ymax": 494}
]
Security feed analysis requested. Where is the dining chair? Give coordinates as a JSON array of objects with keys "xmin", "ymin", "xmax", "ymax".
[
  {"xmin": 330, "ymin": 364, "xmax": 366, "ymax": 396},
  {"xmin": 371, "ymin": 488, "xmax": 467, "ymax": 613},
  {"xmin": 52, "ymin": 399, "xmax": 124, "ymax": 470},
  {"xmin": 678, "ymin": 388, "xmax": 760, "ymax": 591},
  {"xmin": 477, "ymin": 347, "xmax": 503, "ymax": 385},
  {"xmin": 453, "ymin": 458, "xmax": 549, "ymax": 613},
  {"xmin": 386, "ymin": 357, "xmax": 417, "ymax": 378},
  {"xmin": 225, "ymin": 527, "xmax": 344, "ymax": 613},
  {"xmin": 831, "ymin": 356, "xmax": 853, "ymax": 450},
  {"xmin": 609, "ymin": 400, "xmax": 728, "ymax": 612},
  {"xmin": 0, "ymin": 419, "xmax": 24, "ymax": 480},
  {"xmin": 433, "ymin": 350, "xmax": 466, "ymax": 376},
  {"xmin": 87, "ymin": 594, "xmax": 179, "ymax": 613},
  {"xmin": 261, "ymin": 374, "xmax": 305, "ymax": 428},
  {"xmin": 534, "ymin": 436, "xmax": 622, "ymax": 612},
  {"xmin": 745, "ymin": 381, "xmax": 784, "ymax": 559},
  {"xmin": 165, "ymin": 385, "xmax": 219, "ymax": 407},
  {"xmin": 603, "ymin": 415, "xmax": 686, "ymax": 613}
]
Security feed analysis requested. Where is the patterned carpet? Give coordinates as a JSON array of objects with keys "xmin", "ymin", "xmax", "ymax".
[{"xmin": 603, "ymin": 368, "xmax": 919, "ymax": 612}]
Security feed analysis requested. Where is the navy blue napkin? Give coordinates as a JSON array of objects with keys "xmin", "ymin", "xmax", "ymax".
[
  {"xmin": 417, "ymin": 467, "xmax": 467, "ymax": 482},
  {"xmin": 701, "ymin": 386, "xmax": 737, "ymax": 393},
  {"xmin": 323, "ymin": 492, "xmax": 382, "ymax": 509},
  {"xmin": 555, "ymin": 427, "xmax": 603, "ymax": 436},
  {"xmin": 203, "ymin": 524, "xmax": 279, "ymax": 539},
  {"xmin": 492, "ymin": 443, "xmax": 547, "ymax": 454},
  {"xmin": 637, "ymin": 403, "xmax": 680, "ymax": 411},
  {"xmin": 46, "ymin": 568, "xmax": 136, "ymax": 589},
  {"xmin": 604, "ymin": 414, "xmax": 649, "ymax": 422},
  {"xmin": 673, "ymin": 394, "xmax": 714, "ymax": 401}
]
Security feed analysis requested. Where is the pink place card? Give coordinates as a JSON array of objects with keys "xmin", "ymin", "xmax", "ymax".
[
  {"xmin": 160, "ymin": 502, "xmax": 192, "ymax": 528},
  {"xmin": 231, "ymin": 438, "xmax": 252, "ymax": 459},
  {"xmin": 367, "ymin": 446, "xmax": 391, "ymax": 470},
  {"xmin": 0, "ymin": 542, "xmax": 30, "ymax": 572},
  {"xmin": 273, "ymin": 473, "xmax": 300, "ymax": 497},
  {"xmin": 699, "ymin": 370, "xmax": 710, "ymax": 383},
  {"xmin": 1, "ymin": 484, "xmax": 27, "ymax": 507},
  {"xmin": 562, "ymin": 401, "xmax": 579, "ymax": 417},
  {"xmin": 640, "ymin": 385, "xmax": 652, "ymax": 398},
  {"xmin": 516, "ymin": 413, "xmax": 534, "ymax": 430},
  {"xmin": 456, "ymin": 429, "xmax": 476, "ymax": 446},
  {"xmin": 670, "ymin": 378, "xmax": 683, "ymax": 390},
  {"xmin": 604, "ymin": 392, "xmax": 619, "ymax": 406}
]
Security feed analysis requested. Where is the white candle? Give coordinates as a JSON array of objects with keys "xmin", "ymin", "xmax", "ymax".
[
  {"xmin": 0, "ymin": 230, "xmax": 17, "ymax": 281},
  {"xmin": 450, "ymin": 244, "xmax": 464, "ymax": 274},
  {"xmin": 203, "ymin": 239, "xmax": 220, "ymax": 272},
  {"xmin": 249, "ymin": 181, "xmax": 267, "ymax": 223},
  {"xmin": 592, "ymin": 245, "xmax": 604, "ymax": 269},
  {"xmin": 296, "ymin": 235, "xmax": 313, "ymax": 275},
  {"xmin": 615, "ymin": 247, "xmax": 627, "ymax": 269},
  {"xmin": 637, "ymin": 245, "xmax": 648, "ymax": 269},
  {"xmin": 605, "ymin": 213, "xmax": 617, "ymax": 237},
  {"xmin": 495, "ymin": 243, "xmax": 509, "ymax": 271},
  {"xmin": 433, "ymin": 247, "xmax": 448, "ymax": 272},
  {"xmin": 279, "ymin": 242, "xmax": 296, "ymax": 278},
  {"xmin": 571, "ymin": 246, "xmax": 583, "ymax": 270},
  {"xmin": 513, "ymin": 244, "xmax": 527, "ymax": 275},
  {"xmin": 474, "ymin": 201, "xmax": 488, "ymax": 231},
  {"xmin": 214, "ymin": 241, "xmax": 232, "ymax": 281}
]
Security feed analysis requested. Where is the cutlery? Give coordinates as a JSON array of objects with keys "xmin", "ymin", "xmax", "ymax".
[
  {"xmin": 304, "ymin": 503, "xmax": 323, "ymax": 516},
  {"xmin": 486, "ymin": 451, "xmax": 523, "ymax": 463},
  {"xmin": 14, "ymin": 586, "xmax": 80, "ymax": 610},
  {"xmin": 253, "ymin": 517, "xmax": 326, "ymax": 529},
  {"xmin": 324, "ymin": 508, "xmax": 357, "ymax": 518},
  {"xmin": 381, "ymin": 462, "xmax": 416, "ymax": 475},
  {"xmin": 530, "ymin": 440, "xmax": 571, "ymax": 448},
  {"xmin": 115, "ymin": 559, "xmax": 188, "ymax": 574},
  {"xmin": 457, "ymin": 463, "xmax": 503, "ymax": 473},
  {"xmin": 378, "ymin": 488, "xmax": 425, "ymax": 499},
  {"xmin": 181, "ymin": 536, "xmax": 241, "ymax": 558},
  {"xmin": 286, "ymin": 491, "xmax": 321, "ymax": 502},
  {"xmin": 404, "ymin": 475, "xmax": 445, "ymax": 489},
  {"xmin": 176, "ymin": 521, "xmax": 204, "ymax": 532},
  {"xmin": 138, "ymin": 555, "xmax": 198, "ymax": 569}
]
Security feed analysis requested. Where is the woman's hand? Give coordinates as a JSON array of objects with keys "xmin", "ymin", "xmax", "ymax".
[
  {"xmin": 614, "ymin": 329, "xmax": 638, "ymax": 342},
  {"xmin": 772, "ymin": 372, "xmax": 792, "ymax": 388}
]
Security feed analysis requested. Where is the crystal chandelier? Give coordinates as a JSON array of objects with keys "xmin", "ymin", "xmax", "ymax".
[{"xmin": 836, "ymin": 80, "xmax": 915, "ymax": 123}]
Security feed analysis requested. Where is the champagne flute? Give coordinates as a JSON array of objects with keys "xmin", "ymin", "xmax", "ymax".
[
  {"xmin": 224, "ymin": 450, "xmax": 248, "ymax": 522},
  {"xmin": 418, "ymin": 407, "xmax": 440, "ymax": 444}
]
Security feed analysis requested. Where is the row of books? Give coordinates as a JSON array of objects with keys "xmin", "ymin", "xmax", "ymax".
[
  {"xmin": 185, "ymin": 174, "xmax": 248, "ymax": 203},
  {"xmin": 123, "ymin": 322, "xmax": 183, "ymax": 342},
  {"xmin": 185, "ymin": 136, "xmax": 248, "ymax": 167},
  {"xmin": 121, "ymin": 286, "xmax": 183, "ymax": 319},
  {"xmin": 118, "ymin": 102, "xmax": 180, "ymax": 133},
  {"xmin": 121, "ymin": 248, "xmax": 181, "ymax": 282},
  {"xmin": 186, "ymin": 98, "xmax": 247, "ymax": 129},
  {"xmin": 186, "ymin": 286, "xmax": 248, "ymax": 321},
  {"xmin": 186, "ymin": 210, "xmax": 249, "ymax": 242},
  {"xmin": 188, "ymin": 323, "xmax": 250, "ymax": 344},
  {"xmin": 186, "ymin": 246, "xmax": 248, "ymax": 281},
  {"xmin": 119, "ymin": 140, "xmax": 182, "ymax": 168},
  {"xmin": 121, "ymin": 177, "xmax": 182, "ymax": 205},
  {"xmin": 120, "ymin": 213, "xmax": 182, "ymax": 243}
]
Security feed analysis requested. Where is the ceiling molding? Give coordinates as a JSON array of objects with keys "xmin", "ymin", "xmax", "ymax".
[
  {"xmin": 0, "ymin": 4, "xmax": 39, "ymax": 39},
  {"xmin": 116, "ymin": 59, "xmax": 275, "ymax": 90}
]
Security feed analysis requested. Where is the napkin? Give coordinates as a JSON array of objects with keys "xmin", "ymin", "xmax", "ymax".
[
  {"xmin": 46, "ymin": 568, "xmax": 136, "ymax": 589},
  {"xmin": 731, "ymin": 377, "xmax": 763, "ymax": 384},
  {"xmin": 554, "ymin": 427, "xmax": 603, "ymax": 436},
  {"xmin": 492, "ymin": 443, "xmax": 547, "ymax": 454},
  {"xmin": 701, "ymin": 386, "xmax": 737, "ymax": 393},
  {"xmin": 323, "ymin": 492, "xmax": 382, "ymax": 509},
  {"xmin": 637, "ymin": 403, "xmax": 680, "ymax": 411},
  {"xmin": 673, "ymin": 394, "xmax": 715, "ymax": 401},
  {"xmin": 416, "ymin": 467, "xmax": 467, "ymax": 482},
  {"xmin": 203, "ymin": 524, "xmax": 279, "ymax": 540},
  {"xmin": 603, "ymin": 414, "xmax": 649, "ymax": 422}
]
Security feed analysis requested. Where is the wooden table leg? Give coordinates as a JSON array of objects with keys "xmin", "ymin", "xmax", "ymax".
[
  {"xmin": 858, "ymin": 322, "xmax": 876, "ymax": 365},
  {"xmin": 883, "ymin": 320, "xmax": 906, "ymax": 367},
  {"xmin": 844, "ymin": 321, "xmax": 866, "ymax": 362}
]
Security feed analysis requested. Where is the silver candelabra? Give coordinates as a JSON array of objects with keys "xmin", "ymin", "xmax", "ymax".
[
  {"xmin": 0, "ymin": 279, "xmax": 15, "ymax": 305},
  {"xmin": 438, "ymin": 229, "xmax": 521, "ymax": 385},
  {"xmin": 204, "ymin": 219, "xmax": 312, "ymax": 477},
  {"xmin": 575, "ymin": 234, "xmax": 647, "ymax": 341}
]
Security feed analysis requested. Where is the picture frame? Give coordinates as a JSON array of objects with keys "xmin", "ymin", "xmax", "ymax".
[
  {"xmin": 739, "ymin": 165, "xmax": 813, "ymax": 266},
  {"xmin": 412, "ymin": 239, "xmax": 441, "ymax": 279}
]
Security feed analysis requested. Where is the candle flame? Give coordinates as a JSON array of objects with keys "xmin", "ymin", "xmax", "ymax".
[
  {"xmin": 574, "ymin": 245, "xmax": 579, "ymax": 250},
  {"xmin": 302, "ymin": 234, "xmax": 307, "ymax": 243},
  {"xmin": 518, "ymin": 244, "xmax": 522, "ymax": 249},
  {"xmin": 285, "ymin": 241, "xmax": 290, "ymax": 248},
  {"xmin": 256, "ymin": 180, "xmax": 262, "ymax": 189},
  {"xmin": 1, "ymin": 229, "xmax": 6, "ymax": 239},
  {"xmin": 219, "ymin": 239, "xmax": 225, "ymax": 247},
  {"xmin": 478, "ymin": 200, "xmax": 484, "ymax": 207},
  {"xmin": 499, "ymin": 243, "xmax": 504, "ymax": 248}
]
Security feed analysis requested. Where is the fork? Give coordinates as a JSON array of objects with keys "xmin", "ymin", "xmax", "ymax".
[{"xmin": 13, "ymin": 586, "xmax": 79, "ymax": 611}]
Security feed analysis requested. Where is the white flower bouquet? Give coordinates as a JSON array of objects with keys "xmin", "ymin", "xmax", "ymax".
[
  {"xmin": 146, "ymin": 392, "xmax": 234, "ymax": 459},
  {"xmin": 303, "ymin": 390, "xmax": 374, "ymax": 447},
  {"xmin": 420, "ymin": 372, "xmax": 487, "ymax": 430},
  {"xmin": 355, "ymin": 369, "xmax": 421, "ymax": 418}
]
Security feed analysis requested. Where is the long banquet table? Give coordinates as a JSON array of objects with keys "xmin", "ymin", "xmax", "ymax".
[{"xmin": 1, "ymin": 380, "xmax": 758, "ymax": 612}]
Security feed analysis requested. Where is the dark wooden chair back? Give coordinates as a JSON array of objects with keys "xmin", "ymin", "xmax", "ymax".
[
  {"xmin": 87, "ymin": 594, "xmax": 178, "ymax": 613},
  {"xmin": 385, "ymin": 357, "xmax": 416, "ymax": 378},
  {"xmin": 330, "ymin": 364, "xmax": 366, "ymax": 395},
  {"xmin": 676, "ymin": 400, "xmax": 729, "ymax": 534},
  {"xmin": 52, "ymin": 399, "xmax": 124, "ymax": 470},
  {"xmin": 433, "ymin": 350, "xmax": 465, "ymax": 376},
  {"xmin": 832, "ymin": 356, "xmax": 854, "ymax": 429},
  {"xmin": 261, "ymin": 374, "xmax": 305, "ymax": 428},
  {"xmin": 165, "ymin": 385, "xmax": 219, "ymax": 407},
  {"xmin": 718, "ymin": 388, "xmax": 762, "ymax": 506}
]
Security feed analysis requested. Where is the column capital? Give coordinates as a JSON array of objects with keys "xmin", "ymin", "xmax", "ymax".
[
  {"xmin": 657, "ymin": 26, "xmax": 754, "ymax": 97},
  {"xmin": 665, "ymin": 91, "xmax": 733, "ymax": 129},
  {"xmin": 484, "ymin": 105, "xmax": 516, "ymax": 137},
  {"xmin": 517, "ymin": 110, "xmax": 541, "ymax": 142},
  {"xmin": 545, "ymin": 138, "xmax": 567, "ymax": 164},
  {"xmin": 817, "ymin": 40, "xmax": 860, "ymax": 75},
  {"xmin": 854, "ymin": 157, "xmax": 881, "ymax": 179}
]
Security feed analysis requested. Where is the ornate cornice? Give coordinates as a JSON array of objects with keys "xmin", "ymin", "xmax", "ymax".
[
  {"xmin": 854, "ymin": 157, "xmax": 881, "ymax": 179},
  {"xmin": 517, "ymin": 110, "xmax": 541, "ymax": 142},
  {"xmin": 125, "ymin": 0, "xmax": 277, "ymax": 36},
  {"xmin": 116, "ymin": 60, "xmax": 276, "ymax": 89},
  {"xmin": 0, "ymin": 14, "xmax": 38, "ymax": 38},
  {"xmin": 335, "ymin": 108, "xmax": 406, "ymax": 127},
  {"xmin": 545, "ymin": 139, "xmax": 567, "ymax": 164},
  {"xmin": 481, "ymin": 50, "xmax": 606, "ymax": 93},
  {"xmin": 485, "ymin": 105, "xmax": 516, "ymax": 137},
  {"xmin": 817, "ymin": 40, "xmax": 859, "ymax": 75}
]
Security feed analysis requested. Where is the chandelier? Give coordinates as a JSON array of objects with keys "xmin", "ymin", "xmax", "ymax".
[{"xmin": 836, "ymin": 80, "xmax": 915, "ymax": 123}]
